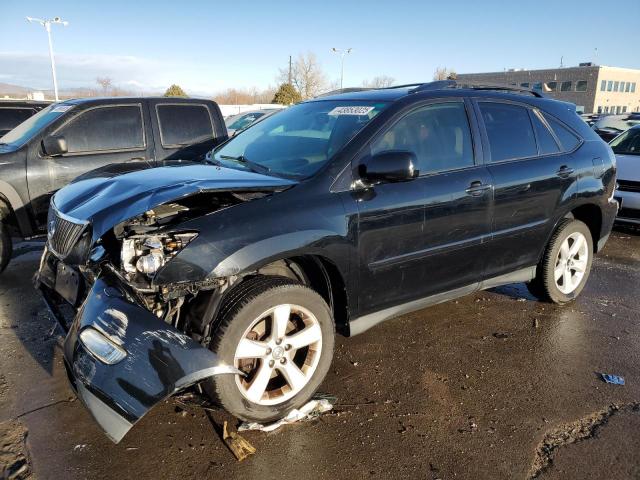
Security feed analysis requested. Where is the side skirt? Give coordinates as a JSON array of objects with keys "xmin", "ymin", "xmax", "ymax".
[{"xmin": 348, "ymin": 266, "xmax": 536, "ymax": 336}]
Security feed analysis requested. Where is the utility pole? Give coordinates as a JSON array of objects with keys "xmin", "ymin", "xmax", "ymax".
[
  {"xmin": 26, "ymin": 16, "xmax": 68, "ymax": 101},
  {"xmin": 331, "ymin": 48, "xmax": 353, "ymax": 89}
]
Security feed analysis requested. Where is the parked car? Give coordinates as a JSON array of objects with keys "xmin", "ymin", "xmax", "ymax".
[
  {"xmin": 0, "ymin": 100, "xmax": 51, "ymax": 137},
  {"xmin": 592, "ymin": 113, "xmax": 640, "ymax": 142},
  {"xmin": 225, "ymin": 109, "xmax": 280, "ymax": 136},
  {"xmin": 35, "ymin": 81, "xmax": 617, "ymax": 443},
  {"xmin": 0, "ymin": 97, "xmax": 227, "ymax": 272},
  {"xmin": 610, "ymin": 124, "xmax": 640, "ymax": 224}
]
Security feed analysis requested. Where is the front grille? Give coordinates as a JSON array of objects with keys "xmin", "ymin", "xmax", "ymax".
[
  {"xmin": 618, "ymin": 180, "xmax": 640, "ymax": 193},
  {"xmin": 47, "ymin": 206, "xmax": 88, "ymax": 258}
]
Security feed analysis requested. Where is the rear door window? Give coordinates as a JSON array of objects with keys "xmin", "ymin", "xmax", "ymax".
[
  {"xmin": 542, "ymin": 113, "xmax": 581, "ymax": 151},
  {"xmin": 530, "ymin": 111, "xmax": 561, "ymax": 155},
  {"xmin": 156, "ymin": 104, "xmax": 213, "ymax": 147},
  {"xmin": 478, "ymin": 102, "xmax": 537, "ymax": 162},
  {"xmin": 57, "ymin": 105, "xmax": 144, "ymax": 153}
]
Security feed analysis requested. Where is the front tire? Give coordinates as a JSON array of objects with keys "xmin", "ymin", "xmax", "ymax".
[
  {"xmin": 203, "ymin": 276, "xmax": 335, "ymax": 423},
  {"xmin": 527, "ymin": 219, "xmax": 593, "ymax": 304},
  {"xmin": 0, "ymin": 219, "xmax": 12, "ymax": 274}
]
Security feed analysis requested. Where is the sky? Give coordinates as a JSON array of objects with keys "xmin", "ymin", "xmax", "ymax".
[{"xmin": 1, "ymin": 0, "xmax": 639, "ymax": 96}]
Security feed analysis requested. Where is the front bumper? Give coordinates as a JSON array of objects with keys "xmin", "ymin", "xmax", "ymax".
[{"xmin": 36, "ymin": 272, "xmax": 239, "ymax": 443}]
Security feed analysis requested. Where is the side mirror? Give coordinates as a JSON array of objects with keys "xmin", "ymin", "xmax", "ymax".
[
  {"xmin": 42, "ymin": 135, "xmax": 68, "ymax": 157},
  {"xmin": 358, "ymin": 150, "xmax": 419, "ymax": 184}
]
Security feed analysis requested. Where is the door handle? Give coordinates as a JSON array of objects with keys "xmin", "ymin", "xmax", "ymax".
[
  {"xmin": 465, "ymin": 181, "xmax": 492, "ymax": 196},
  {"xmin": 556, "ymin": 165, "xmax": 575, "ymax": 178}
]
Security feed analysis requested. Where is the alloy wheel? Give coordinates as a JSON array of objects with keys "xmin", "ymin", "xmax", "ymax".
[
  {"xmin": 233, "ymin": 303, "xmax": 323, "ymax": 405},
  {"xmin": 554, "ymin": 231, "xmax": 589, "ymax": 294}
]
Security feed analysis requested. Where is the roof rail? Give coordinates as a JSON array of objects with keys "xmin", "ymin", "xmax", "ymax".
[
  {"xmin": 315, "ymin": 87, "xmax": 373, "ymax": 98},
  {"xmin": 411, "ymin": 80, "xmax": 546, "ymax": 98}
]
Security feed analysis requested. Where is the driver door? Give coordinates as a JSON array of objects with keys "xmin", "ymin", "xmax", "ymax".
[{"xmin": 355, "ymin": 100, "xmax": 492, "ymax": 316}]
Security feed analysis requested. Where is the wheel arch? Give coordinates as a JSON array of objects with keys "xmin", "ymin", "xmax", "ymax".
[{"xmin": 0, "ymin": 180, "xmax": 32, "ymax": 237}]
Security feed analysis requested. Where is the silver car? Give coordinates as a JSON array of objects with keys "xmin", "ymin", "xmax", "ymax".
[{"xmin": 611, "ymin": 124, "xmax": 640, "ymax": 225}]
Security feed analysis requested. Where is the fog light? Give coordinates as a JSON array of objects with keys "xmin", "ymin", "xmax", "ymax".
[{"xmin": 79, "ymin": 328, "xmax": 127, "ymax": 365}]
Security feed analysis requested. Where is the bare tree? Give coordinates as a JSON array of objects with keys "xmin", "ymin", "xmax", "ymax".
[
  {"xmin": 362, "ymin": 75, "xmax": 396, "ymax": 88},
  {"xmin": 433, "ymin": 67, "xmax": 457, "ymax": 81},
  {"xmin": 213, "ymin": 87, "xmax": 276, "ymax": 105},
  {"xmin": 96, "ymin": 77, "xmax": 113, "ymax": 94},
  {"xmin": 278, "ymin": 52, "xmax": 327, "ymax": 99}
]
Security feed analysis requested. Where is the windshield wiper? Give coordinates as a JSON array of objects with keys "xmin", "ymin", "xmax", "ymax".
[{"xmin": 219, "ymin": 155, "xmax": 271, "ymax": 175}]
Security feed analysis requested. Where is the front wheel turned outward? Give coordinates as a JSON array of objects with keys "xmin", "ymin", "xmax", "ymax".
[
  {"xmin": 527, "ymin": 219, "xmax": 594, "ymax": 304},
  {"xmin": 203, "ymin": 276, "xmax": 335, "ymax": 423}
]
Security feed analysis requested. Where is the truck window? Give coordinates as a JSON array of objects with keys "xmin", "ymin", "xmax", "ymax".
[
  {"xmin": 0, "ymin": 108, "xmax": 36, "ymax": 132},
  {"xmin": 58, "ymin": 105, "xmax": 144, "ymax": 153},
  {"xmin": 156, "ymin": 104, "xmax": 214, "ymax": 147}
]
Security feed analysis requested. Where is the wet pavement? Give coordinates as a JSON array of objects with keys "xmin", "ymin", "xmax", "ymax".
[{"xmin": 1, "ymin": 230, "xmax": 639, "ymax": 479}]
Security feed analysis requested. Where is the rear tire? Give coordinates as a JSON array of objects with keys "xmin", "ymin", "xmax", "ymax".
[
  {"xmin": 202, "ymin": 276, "xmax": 335, "ymax": 423},
  {"xmin": 0, "ymin": 219, "xmax": 12, "ymax": 274},
  {"xmin": 527, "ymin": 219, "xmax": 593, "ymax": 304}
]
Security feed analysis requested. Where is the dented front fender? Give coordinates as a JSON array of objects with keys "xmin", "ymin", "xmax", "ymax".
[{"xmin": 63, "ymin": 278, "xmax": 239, "ymax": 443}]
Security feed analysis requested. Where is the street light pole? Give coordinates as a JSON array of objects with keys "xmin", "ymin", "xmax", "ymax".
[
  {"xmin": 331, "ymin": 48, "xmax": 353, "ymax": 89},
  {"xmin": 26, "ymin": 16, "xmax": 69, "ymax": 101}
]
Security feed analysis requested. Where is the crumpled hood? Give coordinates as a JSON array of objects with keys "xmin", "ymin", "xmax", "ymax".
[{"xmin": 52, "ymin": 163, "xmax": 296, "ymax": 240}]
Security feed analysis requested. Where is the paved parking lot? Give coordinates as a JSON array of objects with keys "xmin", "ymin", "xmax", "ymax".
[{"xmin": 1, "ymin": 229, "xmax": 639, "ymax": 480}]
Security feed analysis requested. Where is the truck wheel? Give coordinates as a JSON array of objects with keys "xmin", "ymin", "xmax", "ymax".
[
  {"xmin": 527, "ymin": 219, "xmax": 593, "ymax": 305},
  {"xmin": 0, "ymin": 219, "xmax": 12, "ymax": 273},
  {"xmin": 203, "ymin": 276, "xmax": 335, "ymax": 423}
]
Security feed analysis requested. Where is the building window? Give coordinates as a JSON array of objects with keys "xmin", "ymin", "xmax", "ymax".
[
  {"xmin": 546, "ymin": 81, "xmax": 557, "ymax": 92},
  {"xmin": 520, "ymin": 82, "xmax": 529, "ymax": 88},
  {"xmin": 597, "ymin": 106, "xmax": 603, "ymax": 114},
  {"xmin": 614, "ymin": 81, "xmax": 620, "ymax": 92},
  {"xmin": 631, "ymin": 83, "xmax": 636, "ymax": 93},
  {"xmin": 560, "ymin": 81, "xmax": 572, "ymax": 92},
  {"xmin": 622, "ymin": 106, "xmax": 627, "ymax": 113},
  {"xmin": 604, "ymin": 106, "xmax": 609, "ymax": 113},
  {"xmin": 616, "ymin": 106, "xmax": 622, "ymax": 114},
  {"xmin": 575, "ymin": 80, "xmax": 588, "ymax": 92},
  {"xmin": 607, "ymin": 81, "xmax": 613, "ymax": 91},
  {"xmin": 624, "ymin": 82, "xmax": 630, "ymax": 92},
  {"xmin": 600, "ymin": 80, "xmax": 606, "ymax": 91},
  {"xmin": 532, "ymin": 82, "xmax": 542, "ymax": 91}
]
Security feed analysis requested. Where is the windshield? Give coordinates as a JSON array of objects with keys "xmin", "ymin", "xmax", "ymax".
[
  {"xmin": 610, "ymin": 128, "xmax": 640, "ymax": 156},
  {"xmin": 212, "ymin": 100, "xmax": 388, "ymax": 178},
  {"xmin": 593, "ymin": 115, "xmax": 640, "ymax": 132},
  {"xmin": 0, "ymin": 104, "xmax": 71, "ymax": 147}
]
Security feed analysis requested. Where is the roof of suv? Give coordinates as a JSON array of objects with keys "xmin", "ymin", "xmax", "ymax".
[{"xmin": 309, "ymin": 80, "xmax": 548, "ymax": 103}]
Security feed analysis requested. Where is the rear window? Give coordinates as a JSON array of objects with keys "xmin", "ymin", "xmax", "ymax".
[
  {"xmin": 479, "ymin": 102, "xmax": 537, "ymax": 162},
  {"xmin": 58, "ymin": 105, "xmax": 144, "ymax": 153},
  {"xmin": 157, "ymin": 104, "xmax": 214, "ymax": 147},
  {"xmin": 543, "ymin": 113, "xmax": 581, "ymax": 151},
  {"xmin": 0, "ymin": 108, "xmax": 36, "ymax": 131}
]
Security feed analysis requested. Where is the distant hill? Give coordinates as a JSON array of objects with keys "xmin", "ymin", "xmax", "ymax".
[{"xmin": 0, "ymin": 82, "xmax": 33, "ymax": 96}]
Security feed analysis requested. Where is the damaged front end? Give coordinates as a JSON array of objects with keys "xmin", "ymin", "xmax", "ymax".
[{"xmin": 34, "ymin": 166, "xmax": 295, "ymax": 442}]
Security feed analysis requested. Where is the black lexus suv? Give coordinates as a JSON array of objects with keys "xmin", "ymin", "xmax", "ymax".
[{"xmin": 35, "ymin": 81, "xmax": 617, "ymax": 443}]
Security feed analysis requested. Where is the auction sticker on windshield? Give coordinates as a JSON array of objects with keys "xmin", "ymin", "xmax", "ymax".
[{"xmin": 328, "ymin": 106, "xmax": 375, "ymax": 116}]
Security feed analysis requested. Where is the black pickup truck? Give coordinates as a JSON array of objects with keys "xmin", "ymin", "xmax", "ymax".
[{"xmin": 0, "ymin": 97, "xmax": 227, "ymax": 272}]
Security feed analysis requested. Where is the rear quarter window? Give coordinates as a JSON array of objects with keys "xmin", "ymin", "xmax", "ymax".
[
  {"xmin": 543, "ymin": 113, "xmax": 581, "ymax": 151},
  {"xmin": 157, "ymin": 104, "xmax": 214, "ymax": 147}
]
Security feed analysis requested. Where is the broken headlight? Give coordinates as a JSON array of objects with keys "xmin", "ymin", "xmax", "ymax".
[{"xmin": 120, "ymin": 232, "xmax": 197, "ymax": 279}]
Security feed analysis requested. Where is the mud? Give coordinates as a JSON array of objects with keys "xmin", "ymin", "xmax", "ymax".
[{"xmin": 0, "ymin": 229, "xmax": 639, "ymax": 479}]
